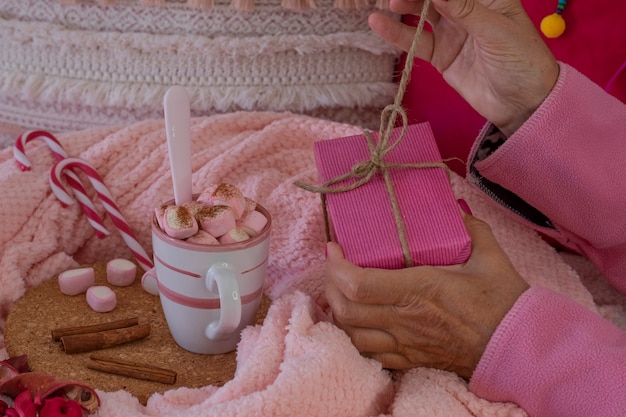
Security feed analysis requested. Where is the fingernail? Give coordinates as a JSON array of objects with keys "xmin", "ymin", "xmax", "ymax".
[{"xmin": 457, "ymin": 199, "xmax": 472, "ymax": 215}]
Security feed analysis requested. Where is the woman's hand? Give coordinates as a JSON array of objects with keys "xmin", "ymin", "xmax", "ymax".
[
  {"xmin": 324, "ymin": 212, "xmax": 529, "ymax": 379},
  {"xmin": 369, "ymin": 0, "xmax": 559, "ymax": 136}
]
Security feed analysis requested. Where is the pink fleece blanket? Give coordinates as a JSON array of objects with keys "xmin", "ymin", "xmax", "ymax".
[{"xmin": 0, "ymin": 112, "xmax": 623, "ymax": 416}]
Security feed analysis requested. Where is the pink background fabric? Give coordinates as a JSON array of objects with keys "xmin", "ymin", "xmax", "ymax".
[{"xmin": 402, "ymin": 1, "xmax": 626, "ymax": 175}]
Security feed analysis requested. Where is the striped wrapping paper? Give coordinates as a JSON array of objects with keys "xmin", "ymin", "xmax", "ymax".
[{"xmin": 314, "ymin": 122, "xmax": 471, "ymax": 269}]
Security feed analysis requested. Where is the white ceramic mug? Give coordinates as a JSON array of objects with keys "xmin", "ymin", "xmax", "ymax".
[{"xmin": 151, "ymin": 201, "xmax": 271, "ymax": 354}]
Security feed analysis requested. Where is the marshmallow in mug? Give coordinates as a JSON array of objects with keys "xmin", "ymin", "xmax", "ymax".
[
  {"xmin": 155, "ymin": 183, "xmax": 268, "ymax": 244},
  {"xmin": 197, "ymin": 183, "xmax": 247, "ymax": 218}
]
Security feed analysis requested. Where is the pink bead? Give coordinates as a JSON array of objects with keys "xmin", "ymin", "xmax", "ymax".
[
  {"xmin": 186, "ymin": 229, "xmax": 221, "ymax": 245},
  {"xmin": 58, "ymin": 267, "xmax": 95, "ymax": 296},
  {"xmin": 106, "ymin": 258, "xmax": 137, "ymax": 286},
  {"xmin": 196, "ymin": 205, "xmax": 237, "ymax": 237},
  {"xmin": 86, "ymin": 286, "xmax": 117, "ymax": 312},
  {"xmin": 163, "ymin": 205, "xmax": 199, "ymax": 239},
  {"xmin": 218, "ymin": 227, "xmax": 251, "ymax": 244},
  {"xmin": 237, "ymin": 209, "xmax": 268, "ymax": 237}
]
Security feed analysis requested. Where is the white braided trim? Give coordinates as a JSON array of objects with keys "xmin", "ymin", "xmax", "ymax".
[
  {"xmin": 0, "ymin": 18, "xmax": 399, "ymax": 110},
  {"xmin": 0, "ymin": 18, "xmax": 398, "ymax": 56},
  {"xmin": 0, "ymin": 0, "xmax": 379, "ymax": 36},
  {"xmin": 1, "ymin": 70, "xmax": 397, "ymax": 111},
  {"xmin": 0, "ymin": 93, "xmax": 389, "ymax": 134},
  {"xmin": 0, "ymin": 8, "xmax": 400, "ymax": 133},
  {"xmin": 51, "ymin": 0, "xmax": 385, "ymax": 12}
]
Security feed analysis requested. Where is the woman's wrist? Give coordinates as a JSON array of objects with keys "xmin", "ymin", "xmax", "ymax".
[
  {"xmin": 496, "ymin": 61, "xmax": 560, "ymax": 137},
  {"xmin": 497, "ymin": 112, "xmax": 532, "ymax": 138}
]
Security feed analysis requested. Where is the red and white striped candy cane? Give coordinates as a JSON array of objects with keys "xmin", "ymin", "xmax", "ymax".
[
  {"xmin": 13, "ymin": 130, "xmax": 66, "ymax": 171},
  {"xmin": 50, "ymin": 157, "xmax": 154, "ymax": 272},
  {"xmin": 13, "ymin": 131, "xmax": 110, "ymax": 238}
]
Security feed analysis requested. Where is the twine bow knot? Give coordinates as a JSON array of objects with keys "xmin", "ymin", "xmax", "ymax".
[
  {"xmin": 295, "ymin": 103, "xmax": 450, "ymax": 268},
  {"xmin": 312, "ymin": 105, "xmax": 409, "ymax": 193}
]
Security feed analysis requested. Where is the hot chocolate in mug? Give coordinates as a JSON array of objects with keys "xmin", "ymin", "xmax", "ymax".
[{"xmin": 150, "ymin": 201, "xmax": 271, "ymax": 354}]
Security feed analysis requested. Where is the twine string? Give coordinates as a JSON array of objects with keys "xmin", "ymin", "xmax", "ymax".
[{"xmin": 295, "ymin": 0, "xmax": 443, "ymax": 267}]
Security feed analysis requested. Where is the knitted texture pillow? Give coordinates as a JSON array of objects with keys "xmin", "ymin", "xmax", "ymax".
[{"xmin": 0, "ymin": 0, "xmax": 400, "ymax": 143}]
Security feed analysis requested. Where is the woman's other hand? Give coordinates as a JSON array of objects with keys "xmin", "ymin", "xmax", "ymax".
[
  {"xmin": 369, "ymin": 0, "xmax": 559, "ymax": 136},
  {"xmin": 325, "ymin": 212, "xmax": 529, "ymax": 379}
]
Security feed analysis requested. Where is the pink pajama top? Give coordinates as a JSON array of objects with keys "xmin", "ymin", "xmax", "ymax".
[{"xmin": 466, "ymin": 63, "xmax": 626, "ymax": 416}]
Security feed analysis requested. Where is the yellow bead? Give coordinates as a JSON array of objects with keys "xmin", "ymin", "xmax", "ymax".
[{"xmin": 540, "ymin": 13, "xmax": 566, "ymax": 38}]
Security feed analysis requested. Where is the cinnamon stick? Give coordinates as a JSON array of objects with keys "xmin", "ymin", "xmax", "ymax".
[
  {"xmin": 52, "ymin": 317, "xmax": 140, "ymax": 341},
  {"xmin": 60, "ymin": 323, "xmax": 150, "ymax": 354},
  {"xmin": 87, "ymin": 354, "xmax": 177, "ymax": 384}
]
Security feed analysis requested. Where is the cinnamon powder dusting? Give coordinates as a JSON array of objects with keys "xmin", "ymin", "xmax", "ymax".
[
  {"xmin": 213, "ymin": 183, "xmax": 241, "ymax": 199},
  {"xmin": 166, "ymin": 206, "xmax": 194, "ymax": 228},
  {"xmin": 196, "ymin": 205, "xmax": 230, "ymax": 220}
]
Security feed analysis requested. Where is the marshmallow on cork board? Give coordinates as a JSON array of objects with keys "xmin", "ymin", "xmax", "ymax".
[
  {"xmin": 58, "ymin": 258, "xmax": 137, "ymax": 312},
  {"xmin": 58, "ymin": 268, "xmax": 95, "ymax": 296},
  {"xmin": 86, "ymin": 286, "xmax": 117, "ymax": 313}
]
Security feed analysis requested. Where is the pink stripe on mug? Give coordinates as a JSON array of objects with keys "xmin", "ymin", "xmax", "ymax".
[{"xmin": 157, "ymin": 283, "xmax": 263, "ymax": 310}]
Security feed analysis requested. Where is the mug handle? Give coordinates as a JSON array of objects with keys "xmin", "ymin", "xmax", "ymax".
[
  {"xmin": 141, "ymin": 267, "xmax": 159, "ymax": 296},
  {"xmin": 205, "ymin": 262, "xmax": 242, "ymax": 340}
]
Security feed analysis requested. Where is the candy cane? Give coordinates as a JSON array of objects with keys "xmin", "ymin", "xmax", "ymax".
[
  {"xmin": 50, "ymin": 157, "xmax": 154, "ymax": 272},
  {"xmin": 13, "ymin": 131, "xmax": 110, "ymax": 238},
  {"xmin": 13, "ymin": 130, "xmax": 66, "ymax": 171}
]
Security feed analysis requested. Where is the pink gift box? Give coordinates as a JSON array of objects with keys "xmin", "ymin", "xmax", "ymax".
[{"xmin": 313, "ymin": 122, "xmax": 471, "ymax": 269}]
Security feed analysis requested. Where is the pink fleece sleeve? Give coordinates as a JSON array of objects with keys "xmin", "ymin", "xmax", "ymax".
[
  {"xmin": 470, "ymin": 287, "xmax": 626, "ymax": 417},
  {"xmin": 470, "ymin": 63, "xmax": 626, "ymax": 292},
  {"xmin": 467, "ymin": 64, "xmax": 626, "ymax": 416}
]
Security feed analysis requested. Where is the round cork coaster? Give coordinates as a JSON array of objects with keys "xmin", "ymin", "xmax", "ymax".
[{"xmin": 4, "ymin": 261, "xmax": 271, "ymax": 405}]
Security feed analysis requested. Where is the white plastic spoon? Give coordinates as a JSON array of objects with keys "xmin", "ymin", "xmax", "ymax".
[{"xmin": 163, "ymin": 85, "xmax": 193, "ymax": 206}]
